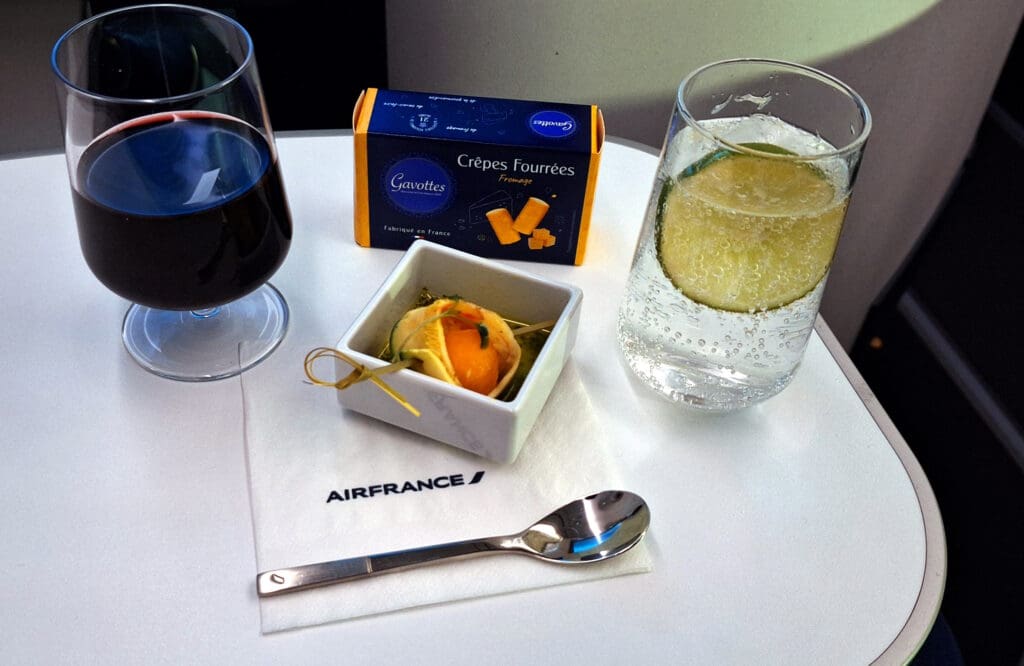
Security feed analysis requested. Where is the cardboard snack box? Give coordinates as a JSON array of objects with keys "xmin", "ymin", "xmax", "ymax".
[{"xmin": 353, "ymin": 88, "xmax": 603, "ymax": 265}]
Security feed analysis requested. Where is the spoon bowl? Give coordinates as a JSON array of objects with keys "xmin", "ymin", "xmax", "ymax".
[
  {"xmin": 511, "ymin": 489, "xmax": 650, "ymax": 563},
  {"xmin": 257, "ymin": 490, "xmax": 650, "ymax": 597}
]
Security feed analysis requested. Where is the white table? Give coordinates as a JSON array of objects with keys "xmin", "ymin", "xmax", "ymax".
[{"xmin": 0, "ymin": 132, "xmax": 944, "ymax": 664}]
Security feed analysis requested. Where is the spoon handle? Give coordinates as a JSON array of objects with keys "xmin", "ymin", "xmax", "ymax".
[{"xmin": 257, "ymin": 537, "xmax": 505, "ymax": 597}]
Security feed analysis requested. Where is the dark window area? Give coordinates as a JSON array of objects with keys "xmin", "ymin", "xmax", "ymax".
[
  {"xmin": 852, "ymin": 22, "xmax": 1024, "ymax": 666},
  {"xmin": 84, "ymin": 1, "xmax": 388, "ymax": 130}
]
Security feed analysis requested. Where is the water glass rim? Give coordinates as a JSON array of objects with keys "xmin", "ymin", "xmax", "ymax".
[
  {"xmin": 677, "ymin": 57, "xmax": 872, "ymax": 161},
  {"xmin": 51, "ymin": 3, "xmax": 254, "ymax": 106}
]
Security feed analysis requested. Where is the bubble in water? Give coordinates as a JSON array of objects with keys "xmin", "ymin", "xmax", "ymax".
[{"xmin": 615, "ymin": 115, "xmax": 836, "ymax": 410}]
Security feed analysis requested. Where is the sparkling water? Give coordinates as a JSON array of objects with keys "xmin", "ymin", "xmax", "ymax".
[{"xmin": 617, "ymin": 116, "xmax": 848, "ymax": 411}]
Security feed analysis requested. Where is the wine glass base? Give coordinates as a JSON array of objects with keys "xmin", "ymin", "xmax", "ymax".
[{"xmin": 122, "ymin": 283, "xmax": 289, "ymax": 382}]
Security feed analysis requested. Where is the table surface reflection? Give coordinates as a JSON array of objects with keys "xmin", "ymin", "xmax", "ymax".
[{"xmin": 0, "ymin": 132, "xmax": 944, "ymax": 664}]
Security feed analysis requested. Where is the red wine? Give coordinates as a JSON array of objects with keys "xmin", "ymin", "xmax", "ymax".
[{"xmin": 72, "ymin": 111, "xmax": 292, "ymax": 310}]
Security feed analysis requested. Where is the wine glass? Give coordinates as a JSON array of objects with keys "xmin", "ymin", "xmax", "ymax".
[{"xmin": 51, "ymin": 4, "xmax": 293, "ymax": 381}]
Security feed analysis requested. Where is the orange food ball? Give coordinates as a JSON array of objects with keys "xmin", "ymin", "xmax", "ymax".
[{"xmin": 445, "ymin": 327, "xmax": 500, "ymax": 395}]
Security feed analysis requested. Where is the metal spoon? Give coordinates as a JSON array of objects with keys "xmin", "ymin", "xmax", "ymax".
[{"xmin": 256, "ymin": 489, "xmax": 650, "ymax": 597}]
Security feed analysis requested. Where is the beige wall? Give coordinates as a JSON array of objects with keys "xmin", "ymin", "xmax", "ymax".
[
  {"xmin": 5, "ymin": 2, "xmax": 1022, "ymax": 349},
  {"xmin": 0, "ymin": 1, "xmax": 79, "ymax": 157},
  {"xmin": 385, "ymin": 0, "xmax": 1024, "ymax": 349}
]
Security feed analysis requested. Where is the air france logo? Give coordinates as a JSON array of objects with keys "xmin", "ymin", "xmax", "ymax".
[
  {"xmin": 410, "ymin": 113, "xmax": 438, "ymax": 132},
  {"xmin": 326, "ymin": 470, "xmax": 485, "ymax": 503},
  {"xmin": 384, "ymin": 156, "xmax": 454, "ymax": 215},
  {"xmin": 529, "ymin": 110, "xmax": 577, "ymax": 139}
]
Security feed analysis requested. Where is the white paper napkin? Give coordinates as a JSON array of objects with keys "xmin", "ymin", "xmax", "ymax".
[{"xmin": 241, "ymin": 359, "xmax": 652, "ymax": 634}]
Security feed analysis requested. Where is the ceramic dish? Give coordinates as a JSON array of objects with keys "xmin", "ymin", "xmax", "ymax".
[{"xmin": 335, "ymin": 240, "xmax": 583, "ymax": 463}]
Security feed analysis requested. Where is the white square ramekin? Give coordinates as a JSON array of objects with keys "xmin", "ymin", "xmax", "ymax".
[{"xmin": 335, "ymin": 240, "xmax": 583, "ymax": 463}]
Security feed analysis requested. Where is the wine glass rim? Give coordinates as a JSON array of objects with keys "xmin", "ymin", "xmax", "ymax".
[
  {"xmin": 50, "ymin": 3, "xmax": 255, "ymax": 105},
  {"xmin": 677, "ymin": 57, "xmax": 872, "ymax": 161}
]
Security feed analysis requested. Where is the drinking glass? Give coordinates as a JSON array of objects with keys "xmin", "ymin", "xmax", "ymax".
[
  {"xmin": 51, "ymin": 4, "xmax": 293, "ymax": 381},
  {"xmin": 617, "ymin": 58, "xmax": 870, "ymax": 411}
]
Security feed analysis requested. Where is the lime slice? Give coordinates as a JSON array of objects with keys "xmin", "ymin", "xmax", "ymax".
[{"xmin": 657, "ymin": 145, "xmax": 847, "ymax": 312}]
